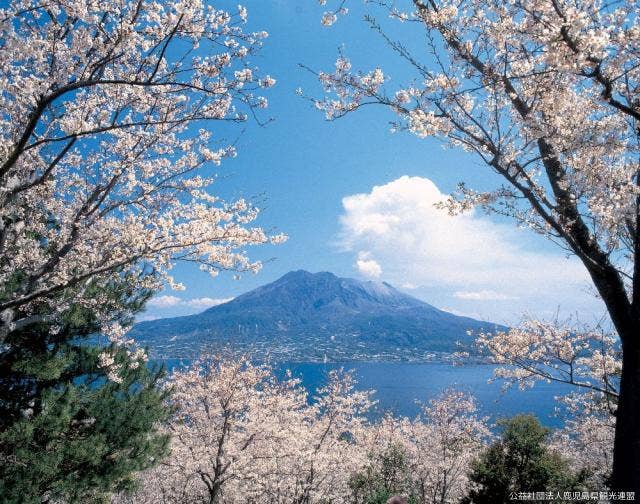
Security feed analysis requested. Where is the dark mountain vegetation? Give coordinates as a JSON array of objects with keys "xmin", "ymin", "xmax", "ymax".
[{"xmin": 133, "ymin": 271, "xmax": 505, "ymax": 360}]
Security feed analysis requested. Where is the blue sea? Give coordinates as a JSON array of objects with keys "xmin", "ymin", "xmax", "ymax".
[{"xmin": 163, "ymin": 360, "xmax": 574, "ymax": 428}]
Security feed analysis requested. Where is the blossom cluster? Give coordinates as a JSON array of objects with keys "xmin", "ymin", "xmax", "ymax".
[
  {"xmin": 0, "ymin": 0, "xmax": 284, "ymax": 371},
  {"xmin": 311, "ymin": 0, "xmax": 640, "ymax": 278},
  {"xmin": 473, "ymin": 318, "xmax": 619, "ymax": 483},
  {"xmin": 117, "ymin": 356, "xmax": 491, "ymax": 504},
  {"xmin": 475, "ymin": 319, "xmax": 620, "ymax": 397}
]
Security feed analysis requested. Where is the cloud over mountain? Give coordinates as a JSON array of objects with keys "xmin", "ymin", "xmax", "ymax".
[{"xmin": 339, "ymin": 176, "xmax": 604, "ymax": 323}]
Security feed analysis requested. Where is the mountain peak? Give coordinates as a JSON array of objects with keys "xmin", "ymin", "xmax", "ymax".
[
  {"xmin": 277, "ymin": 270, "xmax": 337, "ymax": 282},
  {"xmin": 229, "ymin": 270, "xmax": 422, "ymax": 312}
]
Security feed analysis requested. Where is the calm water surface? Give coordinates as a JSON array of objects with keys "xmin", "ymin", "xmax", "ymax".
[{"xmin": 164, "ymin": 360, "xmax": 574, "ymax": 428}]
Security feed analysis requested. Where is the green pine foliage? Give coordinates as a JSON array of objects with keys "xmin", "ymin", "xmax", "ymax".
[
  {"xmin": 0, "ymin": 280, "xmax": 170, "ymax": 504},
  {"xmin": 461, "ymin": 415, "xmax": 591, "ymax": 504}
]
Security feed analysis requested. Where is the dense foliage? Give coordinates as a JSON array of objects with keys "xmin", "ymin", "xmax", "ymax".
[
  {"xmin": 462, "ymin": 415, "xmax": 591, "ymax": 504},
  {"xmin": 349, "ymin": 444, "xmax": 419, "ymax": 504},
  {"xmin": 0, "ymin": 0, "xmax": 283, "ymax": 366},
  {"xmin": 113, "ymin": 356, "xmax": 608, "ymax": 504},
  {"xmin": 0, "ymin": 1, "xmax": 282, "ymax": 500},
  {"xmin": 0, "ymin": 281, "xmax": 170, "ymax": 503}
]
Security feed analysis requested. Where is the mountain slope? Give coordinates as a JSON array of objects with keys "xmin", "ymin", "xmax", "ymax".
[{"xmin": 132, "ymin": 270, "xmax": 505, "ymax": 360}]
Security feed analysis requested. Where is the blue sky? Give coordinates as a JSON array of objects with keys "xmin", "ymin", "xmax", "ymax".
[{"xmin": 142, "ymin": 1, "xmax": 606, "ymax": 325}]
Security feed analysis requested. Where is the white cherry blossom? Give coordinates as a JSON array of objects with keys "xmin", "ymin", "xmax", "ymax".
[{"xmin": 0, "ymin": 1, "xmax": 285, "ymax": 357}]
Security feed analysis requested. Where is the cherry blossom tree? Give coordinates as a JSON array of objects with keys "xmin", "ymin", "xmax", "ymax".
[
  {"xmin": 124, "ymin": 357, "xmax": 374, "ymax": 503},
  {"xmin": 117, "ymin": 356, "xmax": 493, "ymax": 504},
  {"xmin": 475, "ymin": 320, "xmax": 620, "ymax": 409},
  {"xmin": 242, "ymin": 369, "xmax": 373, "ymax": 503},
  {"xmin": 357, "ymin": 391, "xmax": 490, "ymax": 504},
  {"xmin": 416, "ymin": 391, "xmax": 491, "ymax": 504},
  {"xmin": 130, "ymin": 357, "xmax": 293, "ymax": 503},
  {"xmin": 551, "ymin": 410, "xmax": 615, "ymax": 488},
  {"xmin": 310, "ymin": 0, "xmax": 640, "ymax": 492},
  {"xmin": 0, "ymin": 0, "xmax": 284, "ymax": 368},
  {"xmin": 475, "ymin": 319, "xmax": 619, "ymax": 482}
]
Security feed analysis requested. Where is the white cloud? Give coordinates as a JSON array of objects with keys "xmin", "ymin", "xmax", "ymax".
[
  {"xmin": 339, "ymin": 176, "xmax": 604, "ymax": 323},
  {"xmin": 148, "ymin": 295, "xmax": 232, "ymax": 309},
  {"xmin": 453, "ymin": 290, "xmax": 516, "ymax": 301},
  {"xmin": 144, "ymin": 295, "xmax": 234, "ymax": 320},
  {"xmin": 185, "ymin": 297, "xmax": 234, "ymax": 309},
  {"xmin": 356, "ymin": 251, "xmax": 382, "ymax": 278},
  {"xmin": 147, "ymin": 295, "xmax": 182, "ymax": 308}
]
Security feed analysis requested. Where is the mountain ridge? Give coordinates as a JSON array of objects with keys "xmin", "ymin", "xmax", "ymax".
[{"xmin": 132, "ymin": 270, "xmax": 505, "ymax": 361}]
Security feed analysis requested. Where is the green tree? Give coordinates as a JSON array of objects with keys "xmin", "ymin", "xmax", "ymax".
[
  {"xmin": 350, "ymin": 443, "xmax": 418, "ymax": 504},
  {"xmin": 462, "ymin": 415, "xmax": 590, "ymax": 504},
  {"xmin": 0, "ymin": 280, "xmax": 170, "ymax": 503}
]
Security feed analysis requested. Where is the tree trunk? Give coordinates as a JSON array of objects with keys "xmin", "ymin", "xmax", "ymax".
[
  {"xmin": 579, "ymin": 258, "xmax": 638, "ymax": 496},
  {"xmin": 611, "ymin": 322, "xmax": 640, "ymax": 496}
]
